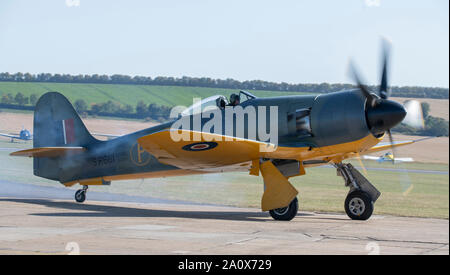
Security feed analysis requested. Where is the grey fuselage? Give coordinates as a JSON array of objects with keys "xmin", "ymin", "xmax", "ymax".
[{"xmin": 34, "ymin": 90, "xmax": 371, "ymax": 184}]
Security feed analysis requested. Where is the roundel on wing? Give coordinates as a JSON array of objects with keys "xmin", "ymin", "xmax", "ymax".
[{"xmin": 182, "ymin": 142, "xmax": 218, "ymax": 151}]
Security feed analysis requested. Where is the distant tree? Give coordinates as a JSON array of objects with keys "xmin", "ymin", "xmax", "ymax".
[
  {"xmin": 102, "ymin": 100, "xmax": 121, "ymax": 113},
  {"xmin": 30, "ymin": 94, "xmax": 38, "ymax": 106},
  {"xmin": 91, "ymin": 104, "xmax": 102, "ymax": 115},
  {"xmin": 122, "ymin": 104, "xmax": 134, "ymax": 114},
  {"xmin": 14, "ymin": 72, "xmax": 24, "ymax": 81},
  {"xmin": 7, "ymin": 93, "xmax": 14, "ymax": 103},
  {"xmin": 14, "ymin": 92, "xmax": 27, "ymax": 105},
  {"xmin": 423, "ymin": 116, "xmax": 449, "ymax": 137},
  {"xmin": 24, "ymin": 73, "xmax": 33, "ymax": 82},
  {"xmin": 74, "ymin": 99, "xmax": 88, "ymax": 113},
  {"xmin": 1, "ymin": 93, "xmax": 13, "ymax": 104},
  {"xmin": 136, "ymin": 101, "xmax": 148, "ymax": 117}
]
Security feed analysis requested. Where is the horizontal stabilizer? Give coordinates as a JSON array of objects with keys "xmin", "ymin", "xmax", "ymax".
[{"xmin": 10, "ymin": 147, "xmax": 85, "ymax": 158}]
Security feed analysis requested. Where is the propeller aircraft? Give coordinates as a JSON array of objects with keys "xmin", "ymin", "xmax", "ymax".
[
  {"xmin": 0, "ymin": 128, "xmax": 32, "ymax": 142},
  {"xmin": 10, "ymin": 42, "xmax": 427, "ymax": 221},
  {"xmin": 363, "ymin": 152, "xmax": 414, "ymax": 163}
]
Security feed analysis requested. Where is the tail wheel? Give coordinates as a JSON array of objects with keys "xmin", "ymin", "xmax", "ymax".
[
  {"xmin": 269, "ymin": 197, "xmax": 298, "ymax": 221},
  {"xmin": 75, "ymin": 190, "xmax": 86, "ymax": 203},
  {"xmin": 345, "ymin": 190, "xmax": 373, "ymax": 220}
]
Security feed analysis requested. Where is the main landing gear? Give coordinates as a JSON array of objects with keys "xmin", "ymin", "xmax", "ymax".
[
  {"xmin": 269, "ymin": 197, "xmax": 299, "ymax": 221},
  {"xmin": 335, "ymin": 163, "xmax": 380, "ymax": 220},
  {"xmin": 75, "ymin": 185, "xmax": 88, "ymax": 203}
]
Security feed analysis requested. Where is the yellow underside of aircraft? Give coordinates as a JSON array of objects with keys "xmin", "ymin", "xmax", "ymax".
[{"xmin": 46, "ymin": 130, "xmax": 413, "ymax": 212}]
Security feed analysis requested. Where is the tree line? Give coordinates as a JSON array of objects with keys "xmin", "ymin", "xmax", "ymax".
[
  {"xmin": 2, "ymin": 92, "xmax": 447, "ymax": 136},
  {"xmin": 1, "ymin": 92, "xmax": 171, "ymax": 122},
  {"xmin": 75, "ymin": 99, "xmax": 171, "ymax": 122},
  {"xmin": 0, "ymin": 72, "xmax": 448, "ymax": 99}
]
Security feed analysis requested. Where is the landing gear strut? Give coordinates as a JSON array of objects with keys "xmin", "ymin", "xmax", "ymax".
[
  {"xmin": 335, "ymin": 163, "xmax": 380, "ymax": 220},
  {"xmin": 75, "ymin": 185, "xmax": 88, "ymax": 203}
]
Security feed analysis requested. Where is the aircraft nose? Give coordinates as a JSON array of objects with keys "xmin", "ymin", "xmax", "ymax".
[{"xmin": 366, "ymin": 99, "xmax": 407, "ymax": 134}]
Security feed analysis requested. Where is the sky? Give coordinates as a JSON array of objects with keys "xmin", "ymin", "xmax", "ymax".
[{"xmin": 0, "ymin": 0, "xmax": 448, "ymax": 88}]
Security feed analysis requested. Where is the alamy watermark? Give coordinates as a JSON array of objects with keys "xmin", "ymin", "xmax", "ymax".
[
  {"xmin": 66, "ymin": 0, "xmax": 80, "ymax": 8},
  {"xmin": 365, "ymin": 242, "xmax": 380, "ymax": 255},
  {"xmin": 169, "ymin": 97, "xmax": 279, "ymax": 152},
  {"xmin": 65, "ymin": 242, "xmax": 80, "ymax": 255}
]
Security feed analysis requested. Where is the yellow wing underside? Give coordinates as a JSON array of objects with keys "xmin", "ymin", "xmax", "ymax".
[{"xmin": 137, "ymin": 130, "xmax": 415, "ymax": 171}]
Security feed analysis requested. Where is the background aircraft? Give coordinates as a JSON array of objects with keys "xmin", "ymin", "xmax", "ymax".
[
  {"xmin": 0, "ymin": 128, "xmax": 119, "ymax": 142},
  {"xmin": 0, "ymin": 128, "xmax": 32, "ymax": 142},
  {"xmin": 363, "ymin": 152, "xmax": 414, "ymax": 163}
]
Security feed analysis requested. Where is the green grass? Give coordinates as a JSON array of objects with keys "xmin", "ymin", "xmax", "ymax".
[
  {"xmin": 0, "ymin": 81, "xmax": 308, "ymax": 108},
  {"xmin": 0, "ymin": 140, "xmax": 448, "ymax": 219}
]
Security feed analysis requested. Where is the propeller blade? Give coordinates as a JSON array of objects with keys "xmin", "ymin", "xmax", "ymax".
[
  {"xmin": 379, "ymin": 40, "xmax": 391, "ymax": 99},
  {"xmin": 355, "ymin": 152, "xmax": 369, "ymax": 177},
  {"xmin": 387, "ymin": 130, "xmax": 397, "ymax": 165},
  {"xmin": 349, "ymin": 61, "xmax": 377, "ymax": 107},
  {"xmin": 402, "ymin": 100, "xmax": 425, "ymax": 129}
]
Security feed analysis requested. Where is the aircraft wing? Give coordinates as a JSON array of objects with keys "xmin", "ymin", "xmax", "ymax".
[
  {"xmin": 347, "ymin": 137, "xmax": 434, "ymax": 162},
  {"xmin": 362, "ymin": 155, "xmax": 414, "ymax": 162},
  {"xmin": 361, "ymin": 140, "xmax": 415, "ymax": 155},
  {"xmin": 0, "ymin": 133, "xmax": 20, "ymax": 139},
  {"xmin": 393, "ymin": 157, "xmax": 414, "ymax": 162},
  {"xmin": 138, "ymin": 130, "xmax": 271, "ymax": 169},
  {"xmin": 359, "ymin": 137, "xmax": 435, "ymax": 156},
  {"xmin": 362, "ymin": 155, "xmax": 380, "ymax": 160},
  {"xmin": 137, "ymin": 129, "xmax": 309, "ymax": 170}
]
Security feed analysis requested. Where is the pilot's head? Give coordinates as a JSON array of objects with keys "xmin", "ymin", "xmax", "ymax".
[{"xmin": 230, "ymin": 93, "xmax": 240, "ymax": 106}]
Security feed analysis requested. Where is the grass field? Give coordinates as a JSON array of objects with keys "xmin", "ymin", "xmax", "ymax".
[
  {"xmin": 1, "ymin": 81, "xmax": 448, "ymax": 122},
  {"xmin": 0, "ymin": 81, "xmax": 305, "ymax": 108},
  {"xmin": 1, "ymin": 140, "xmax": 448, "ymax": 219}
]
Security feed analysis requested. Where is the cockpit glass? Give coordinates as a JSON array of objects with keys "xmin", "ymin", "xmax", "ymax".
[
  {"xmin": 181, "ymin": 95, "xmax": 228, "ymax": 116},
  {"xmin": 239, "ymin": 90, "xmax": 257, "ymax": 104}
]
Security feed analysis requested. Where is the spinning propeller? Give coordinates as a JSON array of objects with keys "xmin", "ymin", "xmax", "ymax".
[{"xmin": 349, "ymin": 40, "xmax": 424, "ymax": 161}]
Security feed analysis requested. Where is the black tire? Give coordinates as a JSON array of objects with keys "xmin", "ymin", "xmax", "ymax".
[
  {"xmin": 345, "ymin": 190, "xmax": 373, "ymax": 220},
  {"xmin": 269, "ymin": 197, "xmax": 298, "ymax": 221},
  {"xmin": 75, "ymin": 190, "xmax": 86, "ymax": 203}
]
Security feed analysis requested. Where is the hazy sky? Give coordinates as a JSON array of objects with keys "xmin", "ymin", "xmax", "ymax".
[{"xmin": 0, "ymin": 0, "xmax": 448, "ymax": 87}]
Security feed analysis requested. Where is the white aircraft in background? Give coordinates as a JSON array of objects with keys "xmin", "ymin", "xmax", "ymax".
[
  {"xmin": 0, "ymin": 128, "xmax": 32, "ymax": 142},
  {"xmin": 0, "ymin": 128, "xmax": 120, "ymax": 142},
  {"xmin": 363, "ymin": 152, "xmax": 414, "ymax": 163}
]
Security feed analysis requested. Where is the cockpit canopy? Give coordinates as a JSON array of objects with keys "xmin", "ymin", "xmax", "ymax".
[{"xmin": 181, "ymin": 90, "xmax": 257, "ymax": 116}]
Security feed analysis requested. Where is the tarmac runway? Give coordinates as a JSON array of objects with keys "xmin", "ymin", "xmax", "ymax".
[{"xmin": 0, "ymin": 181, "xmax": 448, "ymax": 255}]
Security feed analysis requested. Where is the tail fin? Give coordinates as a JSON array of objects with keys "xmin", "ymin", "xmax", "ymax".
[
  {"xmin": 33, "ymin": 92, "xmax": 96, "ymax": 148},
  {"xmin": 33, "ymin": 92, "xmax": 97, "ymax": 181}
]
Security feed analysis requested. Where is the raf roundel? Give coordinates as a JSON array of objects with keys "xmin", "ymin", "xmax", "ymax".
[{"xmin": 182, "ymin": 142, "xmax": 218, "ymax": 152}]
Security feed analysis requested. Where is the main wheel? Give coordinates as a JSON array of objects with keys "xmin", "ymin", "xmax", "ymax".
[
  {"xmin": 75, "ymin": 190, "xmax": 86, "ymax": 203},
  {"xmin": 345, "ymin": 190, "xmax": 373, "ymax": 220},
  {"xmin": 269, "ymin": 197, "xmax": 298, "ymax": 221}
]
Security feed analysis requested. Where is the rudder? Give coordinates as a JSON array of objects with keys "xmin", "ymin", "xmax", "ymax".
[{"xmin": 33, "ymin": 92, "xmax": 97, "ymax": 181}]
